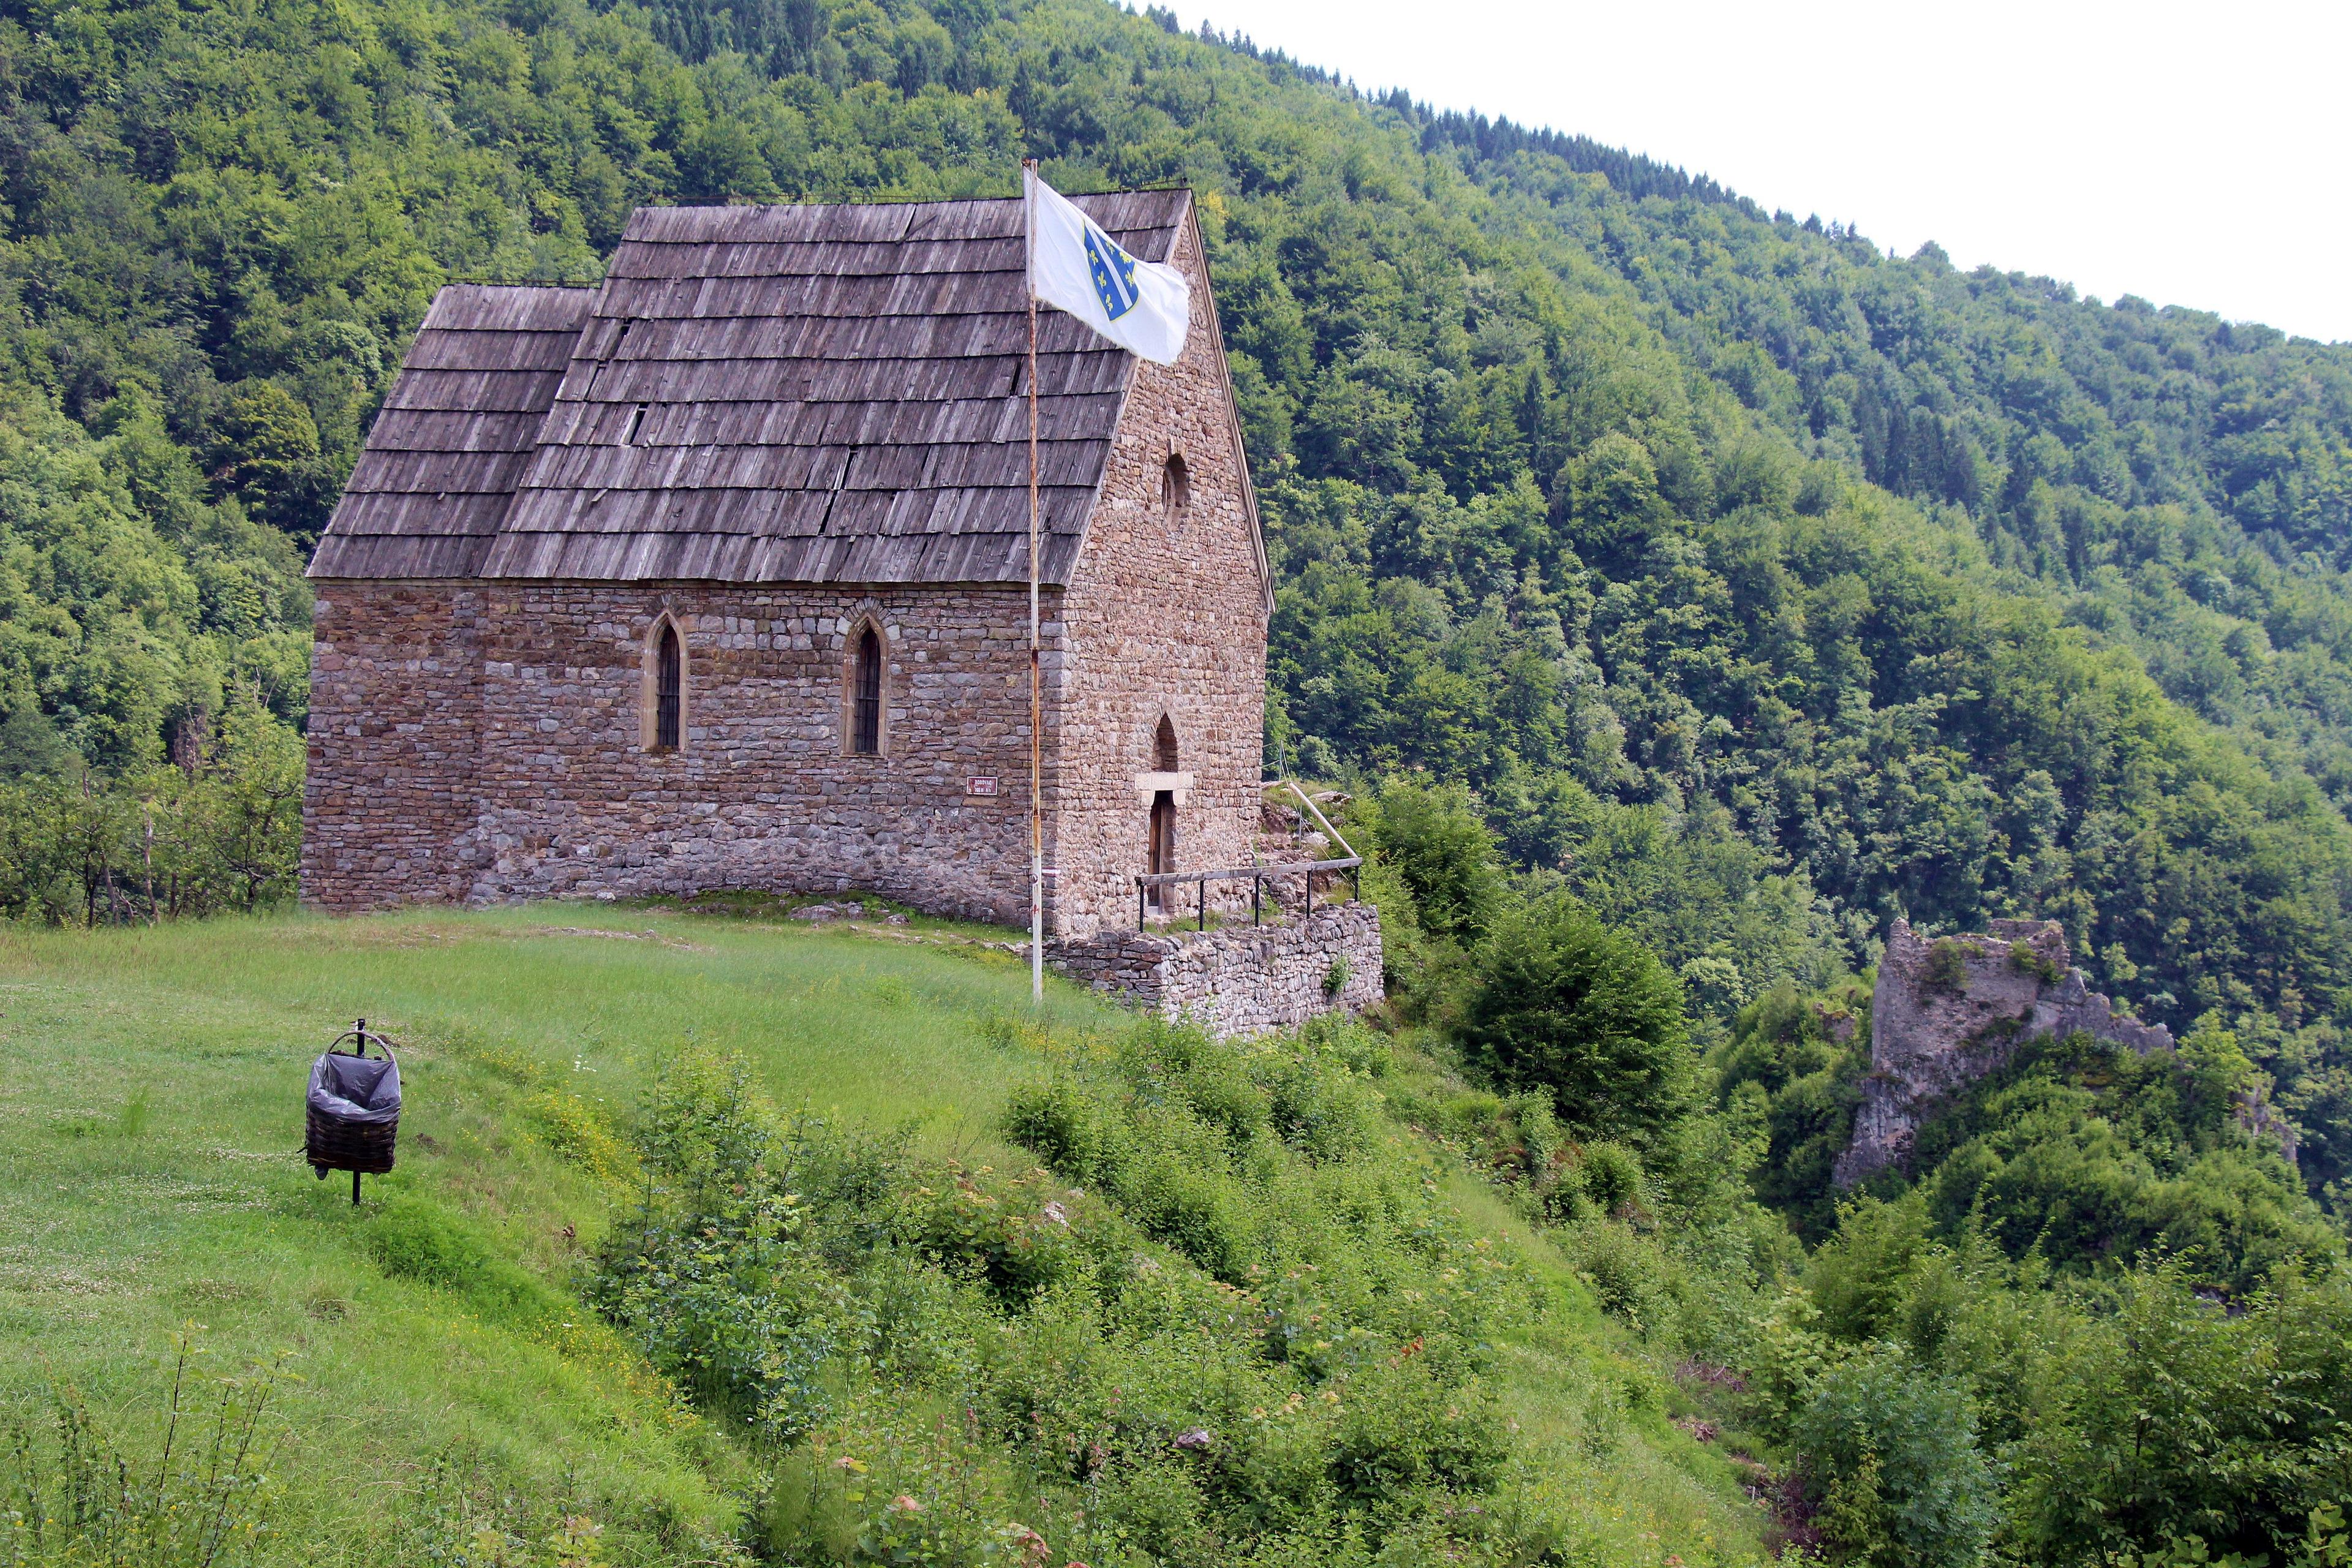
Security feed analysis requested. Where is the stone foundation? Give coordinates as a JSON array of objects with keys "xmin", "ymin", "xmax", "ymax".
[{"xmin": 1049, "ymin": 902, "xmax": 1384, "ymax": 1037}]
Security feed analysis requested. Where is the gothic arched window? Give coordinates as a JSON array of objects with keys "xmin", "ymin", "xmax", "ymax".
[
  {"xmin": 850, "ymin": 625, "xmax": 883, "ymax": 755},
  {"xmin": 653, "ymin": 622, "xmax": 682, "ymax": 751}
]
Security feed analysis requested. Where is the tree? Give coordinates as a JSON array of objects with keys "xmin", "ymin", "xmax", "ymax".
[
  {"xmin": 1359, "ymin": 778, "xmax": 1506, "ymax": 945},
  {"xmin": 1456, "ymin": 899, "xmax": 1691, "ymax": 1144}
]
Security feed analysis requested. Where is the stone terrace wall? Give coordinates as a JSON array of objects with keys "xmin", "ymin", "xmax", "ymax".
[
  {"xmin": 1835, "ymin": 917, "xmax": 2174, "ymax": 1187},
  {"xmin": 303, "ymin": 583, "xmax": 487, "ymax": 907},
  {"xmin": 1050, "ymin": 902, "xmax": 1383, "ymax": 1038}
]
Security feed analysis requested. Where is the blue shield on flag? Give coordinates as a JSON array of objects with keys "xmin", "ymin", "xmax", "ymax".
[{"xmin": 1084, "ymin": 225, "xmax": 1142, "ymax": 322}]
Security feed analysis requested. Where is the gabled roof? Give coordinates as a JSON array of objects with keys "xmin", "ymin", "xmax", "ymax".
[
  {"xmin": 312, "ymin": 190, "xmax": 1196, "ymax": 586},
  {"xmin": 309, "ymin": 285, "xmax": 594, "ymax": 580}
]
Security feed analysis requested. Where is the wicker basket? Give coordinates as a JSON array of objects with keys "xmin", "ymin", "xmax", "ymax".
[
  {"xmin": 305, "ymin": 1098, "xmax": 399, "ymax": 1174},
  {"xmin": 306, "ymin": 1026, "xmax": 400, "ymax": 1177}
]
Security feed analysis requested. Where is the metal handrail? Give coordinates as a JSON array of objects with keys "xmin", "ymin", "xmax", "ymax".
[
  {"xmin": 1278, "ymin": 779, "xmax": 1360, "ymax": 862},
  {"xmin": 1134, "ymin": 856, "xmax": 1363, "ymax": 931}
]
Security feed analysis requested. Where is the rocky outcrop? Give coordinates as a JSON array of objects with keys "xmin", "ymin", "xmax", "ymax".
[{"xmin": 1834, "ymin": 918, "xmax": 2173, "ymax": 1187}]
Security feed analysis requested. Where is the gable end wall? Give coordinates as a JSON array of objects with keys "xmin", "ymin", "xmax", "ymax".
[{"xmin": 1049, "ymin": 210, "xmax": 1268, "ymax": 936}]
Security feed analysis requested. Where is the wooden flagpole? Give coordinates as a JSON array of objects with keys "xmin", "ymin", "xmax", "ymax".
[{"xmin": 1025, "ymin": 159, "xmax": 1044, "ymax": 1005}]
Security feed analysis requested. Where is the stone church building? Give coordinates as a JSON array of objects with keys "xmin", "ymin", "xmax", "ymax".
[{"xmin": 301, "ymin": 190, "xmax": 1269, "ymax": 937}]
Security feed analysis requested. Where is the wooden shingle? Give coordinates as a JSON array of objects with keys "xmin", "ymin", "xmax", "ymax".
[{"xmin": 313, "ymin": 191, "xmax": 1193, "ymax": 585}]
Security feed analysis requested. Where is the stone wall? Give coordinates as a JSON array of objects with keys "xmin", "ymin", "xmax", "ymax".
[
  {"xmin": 1049, "ymin": 902, "xmax": 1384, "ymax": 1037},
  {"xmin": 485, "ymin": 581, "xmax": 1041, "ymax": 920},
  {"xmin": 303, "ymin": 582, "xmax": 486, "ymax": 905},
  {"xmin": 1047, "ymin": 210, "xmax": 1268, "ymax": 937},
  {"xmin": 1835, "ymin": 918, "xmax": 2174, "ymax": 1186}
]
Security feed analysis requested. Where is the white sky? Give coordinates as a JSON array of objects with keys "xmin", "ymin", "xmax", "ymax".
[{"xmin": 1189, "ymin": 0, "xmax": 2352, "ymax": 344}]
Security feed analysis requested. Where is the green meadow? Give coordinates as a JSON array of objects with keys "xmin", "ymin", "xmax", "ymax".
[{"xmin": 0, "ymin": 907, "xmax": 1766, "ymax": 1565}]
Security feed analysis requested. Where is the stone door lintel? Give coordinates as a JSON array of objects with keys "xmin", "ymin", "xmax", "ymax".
[{"xmin": 1134, "ymin": 770, "xmax": 1193, "ymax": 805}]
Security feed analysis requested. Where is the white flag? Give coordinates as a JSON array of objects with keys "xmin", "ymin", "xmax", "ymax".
[{"xmin": 1025, "ymin": 167, "xmax": 1189, "ymax": 366}]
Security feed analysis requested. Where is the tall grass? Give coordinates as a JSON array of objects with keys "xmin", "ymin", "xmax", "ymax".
[{"xmin": 3, "ymin": 1332, "xmax": 284, "ymax": 1567}]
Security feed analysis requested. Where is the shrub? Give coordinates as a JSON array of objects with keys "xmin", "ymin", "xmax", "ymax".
[
  {"xmin": 612, "ymin": 1020, "xmax": 1543, "ymax": 1566},
  {"xmin": 1002, "ymin": 1074, "xmax": 1125, "ymax": 1186},
  {"xmin": 1577, "ymin": 1141, "xmax": 1645, "ymax": 1216},
  {"xmin": 588, "ymin": 1053, "xmax": 858, "ymax": 1439},
  {"xmin": 1360, "ymin": 780, "xmax": 1505, "ymax": 945},
  {"xmin": 1922, "ymin": 939, "xmax": 1970, "ymax": 995},
  {"xmin": 1792, "ymin": 1346, "xmax": 1997, "ymax": 1568},
  {"xmin": 1455, "ymin": 900, "xmax": 1692, "ymax": 1145},
  {"xmin": 894, "ymin": 1166, "xmax": 1083, "ymax": 1305},
  {"xmin": 1568, "ymin": 1219, "xmax": 1666, "ymax": 1327}
]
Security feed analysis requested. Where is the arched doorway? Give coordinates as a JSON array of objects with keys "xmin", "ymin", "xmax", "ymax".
[{"xmin": 1147, "ymin": 717, "xmax": 1178, "ymax": 915}]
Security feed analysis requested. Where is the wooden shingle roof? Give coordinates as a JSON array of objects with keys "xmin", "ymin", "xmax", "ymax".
[
  {"xmin": 311, "ymin": 285, "xmax": 595, "ymax": 580},
  {"xmin": 312, "ymin": 190, "xmax": 1195, "ymax": 586}
]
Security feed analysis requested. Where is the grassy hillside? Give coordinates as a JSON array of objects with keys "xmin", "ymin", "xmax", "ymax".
[{"xmin": 0, "ymin": 907, "xmax": 1768, "ymax": 1564}]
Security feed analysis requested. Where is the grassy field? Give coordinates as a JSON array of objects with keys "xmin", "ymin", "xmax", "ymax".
[{"xmin": 0, "ymin": 905, "xmax": 1771, "ymax": 1564}]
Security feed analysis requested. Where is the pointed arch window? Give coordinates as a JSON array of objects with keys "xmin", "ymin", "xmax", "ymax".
[
  {"xmin": 838, "ymin": 618, "xmax": 891, "ymax": 757},
  {"xmin": 641, "ymin": 614, "xmax": 687, "ymax": 753},
  {"xmin": 851, "ymin": 625, "xmax": 883, "ymax": 755},
  {"xmin": 654, "ymin": 624, "xmax": 682, "ymax": 750}
]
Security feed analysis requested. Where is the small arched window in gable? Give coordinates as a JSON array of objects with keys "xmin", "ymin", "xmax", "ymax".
[
  {"xmin": 850, "ymin": 625, "xmax": 884, "ymax": 756},
  {"xmin": 1161, "ymin": 454, "xmax": 1190, "ymax": 529},
  {"xmin": 1155, "ymin": 714, "xmax": 1178, "ymax": 771}
]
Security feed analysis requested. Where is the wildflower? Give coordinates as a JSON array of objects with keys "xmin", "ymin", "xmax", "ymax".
[
  {"xmin": 889, "ymin": 1494, "xmax": 922, "ymax": 1513},
  {"xmin": 1173, "ymin": 1427, "xmax": 1213, "ymax": 1450}
]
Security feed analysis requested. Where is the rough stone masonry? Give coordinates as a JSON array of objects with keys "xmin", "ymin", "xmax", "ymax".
[{"xmin": 1049, "ymin": 903, "xmax": 1385, "ymax": 1038}]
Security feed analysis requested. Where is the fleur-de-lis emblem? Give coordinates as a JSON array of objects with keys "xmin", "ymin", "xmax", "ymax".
[{"xmin": 1085, "ymin": 225, "xmax": 1141, "ymax": 320}]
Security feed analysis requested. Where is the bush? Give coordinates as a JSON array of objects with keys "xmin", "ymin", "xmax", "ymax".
[
  {"xmin": 1360, "ymin": 780, "xmax": 1505, "ymax": 945},
  {"xmin": 587, "ymin": 1053, "xmax": 858, "ymax": 1440},
  {"xmin": 1456, "ymin": 900, "xmax": 1692, "ymax": 1145},
  {"xmin": 1568, "ymin": 1219, "xmax": 1667, "ymax": 1327},
  {"xmin": 1792, "ymin": 1346, "xmax": 1997, "ymax": 1568},
  {"xmin": 1002, "ymin": 1074, "xmax": 1125, "ymax": 1186},
  {"xmin": 1576, "ymin": 1141, "xmax": 1645, "ymax": 1216}
]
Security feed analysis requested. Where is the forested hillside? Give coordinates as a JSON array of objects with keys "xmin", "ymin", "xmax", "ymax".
[{"xmin": 4, "ymin": 0, "xmax": 2352, "ymax": 1175}]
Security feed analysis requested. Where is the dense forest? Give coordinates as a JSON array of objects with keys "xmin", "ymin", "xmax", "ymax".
[{"xmin": 2, "ymin": 0, "xmax": 2351, "ymax": 1555}]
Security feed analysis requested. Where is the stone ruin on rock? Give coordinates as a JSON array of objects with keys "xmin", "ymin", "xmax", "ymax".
[{"xmin": 1833, "ymin": 917, "xmax": 2173, "ymax": 1188}]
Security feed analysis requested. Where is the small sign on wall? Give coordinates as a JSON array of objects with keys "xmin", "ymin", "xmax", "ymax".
[{"xmin": 966, "ymin": 776, "xmax": 999, "ymax": 796}]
